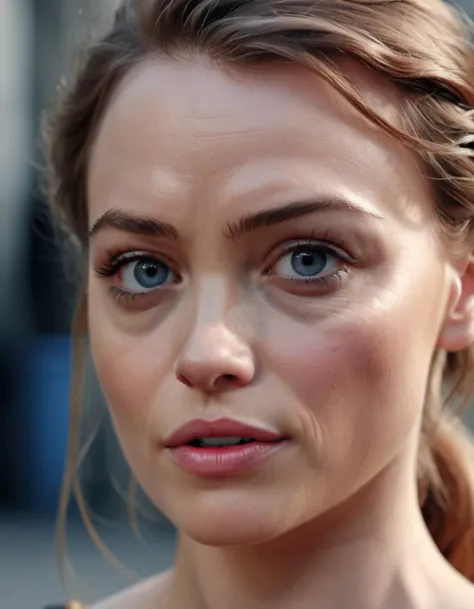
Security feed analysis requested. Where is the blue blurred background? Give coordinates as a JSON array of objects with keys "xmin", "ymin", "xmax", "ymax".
[
  {"xmin": 0, "ymin": 2, "xmax": 176, "ymax": 607},
  {"xmin": 2, "ymin": 1, "xmax": 474, "ymax": 607}
]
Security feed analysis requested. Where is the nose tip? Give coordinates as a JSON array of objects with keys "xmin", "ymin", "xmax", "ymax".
[{"xmin": 175, "ymin": 325, "xmax": 256, "ymax": 393}]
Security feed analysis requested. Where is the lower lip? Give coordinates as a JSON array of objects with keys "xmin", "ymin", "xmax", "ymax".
[{"xmin": 166, "ymin": 440, "xmax": 287, "ymax": 477}]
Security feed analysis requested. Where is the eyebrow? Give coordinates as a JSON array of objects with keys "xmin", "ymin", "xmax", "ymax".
[
  {"xmin": 89, "ymin": 208, "xmax": 179, "ymax": 240},
  {"xmin": 89, "ymin": 197, "xmax": 382, "ymax": 241},
  {"xmin": 224, "ymin": 198, "xmax": 382, "ymax": 240}
]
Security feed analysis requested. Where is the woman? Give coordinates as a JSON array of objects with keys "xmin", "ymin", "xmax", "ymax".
[{"xmin": 43, "ymin": 0, "xmax": 474, "ymax": 607}]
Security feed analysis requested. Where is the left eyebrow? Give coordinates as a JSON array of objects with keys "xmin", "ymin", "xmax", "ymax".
[{"xmin": 224, "ymin": 197, "xmax": 383, "ymax": 241}]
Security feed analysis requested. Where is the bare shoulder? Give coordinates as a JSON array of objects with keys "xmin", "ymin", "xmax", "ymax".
[
  {"xmin": 456, "ymin": 586, "xmax": 474, "ymax": 609},
  {"xmin": 439, "ymin": 576, "xmax": 474, "ymax": 609},
  {"xmin": 90, "ymin": 571, "xmax": 172, "ymax": 609}
]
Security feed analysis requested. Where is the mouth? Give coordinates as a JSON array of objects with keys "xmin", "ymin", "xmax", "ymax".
[
  {"xmin": 164, "ymin": 420, "xmax": 288, "ymax": 477},
  {"xmin": 188, "ymin": 436, "xmax": 258, "ymax": 448},
  {"xmin": 164, "ymin": 417, "xmax": 285, "ymax": 449}
]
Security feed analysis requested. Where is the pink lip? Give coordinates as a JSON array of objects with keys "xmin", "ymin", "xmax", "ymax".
[
  {"xmin": 163, "ymin": 417, "xmax": 287, "ymax": 477},
  {"xmin": 164, "ymin": 417, "xmax": 283, "ymax": 447}
]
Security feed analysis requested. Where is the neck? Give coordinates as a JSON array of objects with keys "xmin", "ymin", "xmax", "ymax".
[{"xmin": 167, "ymin": 446, "xmax": 454, "ymax": 609}]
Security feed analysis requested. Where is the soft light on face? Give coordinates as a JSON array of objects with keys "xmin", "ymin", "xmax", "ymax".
[{"xmin": 87, "ymin": 56, "xmax": 454, "ymax": 546}]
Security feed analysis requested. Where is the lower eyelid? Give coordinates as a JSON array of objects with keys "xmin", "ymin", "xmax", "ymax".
[
  {"xmin": 261, "ymin": 273, "xmax": 345, "ymax": 300},
  {"xmin": 108, "ymin": 282, "xmax": 180, "ymax": 305},
  {"xmin": 284, "ymin": 265, "xmax": 348, "ymax": 281}
]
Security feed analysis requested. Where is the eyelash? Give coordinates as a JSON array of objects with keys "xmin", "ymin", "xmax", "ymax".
[
  {"xmin": 95, "ymin": 250, "xmax": 177, "ymax": 303},
  {"xmin": 262, "ymin": 236, "xmax": 352, "ymax": 293},
  {"xmin": 95, "ymin": 252, "xmax": 152, "ymax": 278},
  {"xmin": 108, "ymin": 286, "xmax": 145, "ymax": 304},
  {"xmin": 94, "ymin": 235, "xmax": 353, "ymax": 303},
  {"xmin": 265, "ymin": 235, "xmax": 349, "ymax": 272}
]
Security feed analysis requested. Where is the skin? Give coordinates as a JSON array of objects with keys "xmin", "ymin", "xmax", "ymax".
[{"xmin": 86, "ymin": 55, "xmax": 474, "ymax": 609}]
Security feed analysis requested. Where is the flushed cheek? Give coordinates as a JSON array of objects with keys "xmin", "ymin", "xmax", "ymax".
[{"xmin": 263, "ymin": 308, "xmax": 429, "ymax": 475}]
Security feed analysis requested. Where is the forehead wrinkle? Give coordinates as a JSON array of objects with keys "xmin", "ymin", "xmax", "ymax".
[{"xmin": 88, "ymin": 55, "xmax": 433, "ymax": 238}]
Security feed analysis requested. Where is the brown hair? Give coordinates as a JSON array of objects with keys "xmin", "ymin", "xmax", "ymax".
[{"xmin": 44, "ymin": 0, "xmax": 474, "ymax": 583}]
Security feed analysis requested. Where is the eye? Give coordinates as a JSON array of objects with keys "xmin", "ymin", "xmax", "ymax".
[
  {"xmin": 273, "ymin": 245, "xmax": 339, "ymax": 280},
  {"xmin": 119, "ymin": 257, "xmax": 178, "ymax": 293}
]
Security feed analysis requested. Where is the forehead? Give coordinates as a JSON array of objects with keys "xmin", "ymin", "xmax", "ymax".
[{"xmin": 88, "ymin": 54, "xmax": 433, "ymax": 226}]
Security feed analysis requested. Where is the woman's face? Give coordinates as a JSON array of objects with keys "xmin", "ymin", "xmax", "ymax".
[{"xmin": 87, "ymin": 56, "xmax": 457, "ymax": 545}]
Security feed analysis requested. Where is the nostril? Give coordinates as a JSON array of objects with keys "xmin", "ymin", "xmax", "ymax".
[
  {"xmin": 176, "ymin": 371, "xmax": 239, "ymax": 390},
  {"xmin": 177, "ymin": 374, "xmax": 193, "ymax": 388},
  {"xmin": 222, "ymin": 374, "xmax": 237, "ymax": 382},
  {"xmin": 214, "ymin": 373, "xmax": 240, "ymax": 390}
]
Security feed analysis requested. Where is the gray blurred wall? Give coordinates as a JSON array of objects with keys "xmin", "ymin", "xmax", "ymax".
[{"xmin": 0, "ymin": 1, "xmax": 33, "ymax": 339}]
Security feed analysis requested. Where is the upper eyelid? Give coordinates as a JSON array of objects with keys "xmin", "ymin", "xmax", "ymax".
[
  {"xmin": 100, "ymin": 250, "xmax": 170, "ymax": 266},
  {"xmin": 94, "ymin": 252, "xmax": 165, "ymax": 277},
  {"xmin": 271, "ymin": 238, "xmax": 355, "ymax": 263}
]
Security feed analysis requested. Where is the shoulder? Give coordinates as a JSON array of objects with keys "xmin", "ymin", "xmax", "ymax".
[
  {"xmin": 90, "ymin": 571, "xmax": 172, "ymax": 609},
  {"xmin": 437, "ymin": 575, "xmax": 474, "ymax": 609}
]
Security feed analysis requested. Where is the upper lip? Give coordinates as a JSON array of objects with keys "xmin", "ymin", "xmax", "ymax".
[{"xmin": 164, "ymin": 417, "xmax": 284, "ymax": 447}]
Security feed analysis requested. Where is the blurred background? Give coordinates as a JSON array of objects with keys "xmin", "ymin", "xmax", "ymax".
[
  {"xmin": 0, "ymin": 2, "xmax": 176, "ymax": 608},
  {"xmin": 2, "ymin": 0, "xmax": 474, "ymax": 608}
]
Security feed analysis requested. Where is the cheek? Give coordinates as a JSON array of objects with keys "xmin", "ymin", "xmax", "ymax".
[
  {"xmin": 263, "ymin": 301, "xmax": 432, "ymax": 473},
  {"xmin": 88, "ymin": 305, "xmax": 173, "ymax": 459}
]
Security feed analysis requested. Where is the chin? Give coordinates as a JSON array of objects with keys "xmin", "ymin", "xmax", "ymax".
[
  {"xmin": 167, "ymin": 491, "xmax": 291, "ymax": 547},
  {"xmin": 182, "ymin": 515, "xmax": 283, "ymax": 547}
]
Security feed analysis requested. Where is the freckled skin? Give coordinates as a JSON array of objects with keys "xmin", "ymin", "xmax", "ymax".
[{"xmin": 87, "ymin": 57, "xmax": 474, "ymax": 609}]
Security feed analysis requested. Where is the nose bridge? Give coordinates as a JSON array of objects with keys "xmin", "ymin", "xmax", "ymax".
[
  {"xmin": 193, "ymin": 274, "xmax": 229, "ymax": 328},
  {"xmin": 176, "ymin": 275, "xmax": 257, "ymax": 392},
  {"xmin": 183, "ymin": 274, "xmax": 245, "ymax": 357}
]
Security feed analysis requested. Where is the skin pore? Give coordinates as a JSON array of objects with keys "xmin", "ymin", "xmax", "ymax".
[{"xmin": 86, "ymin": 56, "xmax": 474, "ymax": 609}]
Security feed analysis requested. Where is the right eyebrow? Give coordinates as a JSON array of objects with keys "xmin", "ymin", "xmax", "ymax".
[{"xmin": 89, "ymin": 208, "xmax": 179, "ymax": 240}]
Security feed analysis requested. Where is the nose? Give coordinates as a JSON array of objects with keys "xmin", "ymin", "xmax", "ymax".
[{"xmin": 175, "ymin": 323, "xmax": 256, "ymax": 393}]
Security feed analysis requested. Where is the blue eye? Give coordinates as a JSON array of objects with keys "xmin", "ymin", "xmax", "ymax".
[
  {"xmin": 120, "ymin": 258, "xmax": 177, "ymax": 292},
  {"xmin": 273, "ymin": 246, "xmax": 338, "ymax": 279}
]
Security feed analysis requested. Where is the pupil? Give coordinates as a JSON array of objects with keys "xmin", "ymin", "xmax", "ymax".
[
  {"xmin": 291, "ymin": 248, "xmax": 326, "ymax": 277},
  {"xmin": 134, "ymin": 260, "xmax": 169, "ymax": 288}
]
